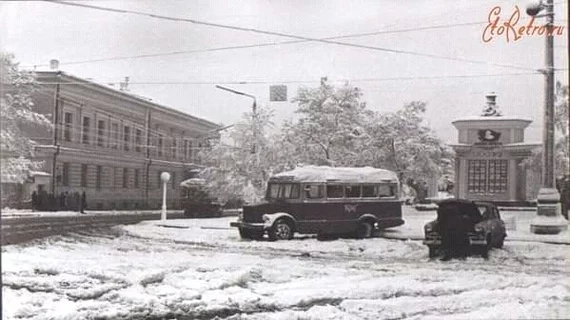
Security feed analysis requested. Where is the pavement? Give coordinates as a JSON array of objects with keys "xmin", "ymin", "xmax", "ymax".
[{"xmin": 380, "ymin": 206, "xmax": 570, "ymax": 245}]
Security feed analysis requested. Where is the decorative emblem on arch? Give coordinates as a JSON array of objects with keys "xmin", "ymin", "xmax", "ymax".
[{"xmin": 478, "ymin": 129, "xmax": 501, "ymax": 142}]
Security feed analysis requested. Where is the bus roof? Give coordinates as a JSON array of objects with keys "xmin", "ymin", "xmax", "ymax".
[{"xmin": 270, "ymin": 166, "xmax": 399, "ymax": 184}]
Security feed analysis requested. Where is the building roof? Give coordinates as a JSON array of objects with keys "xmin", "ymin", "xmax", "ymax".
[
  {"xmin": 270, "ymin": 165, "xmax": 399, "ymax": 184},
  {"xmin": 34, "ymin": 71, "xmax": 221, "ymax": 130},
  {"xmin": 452, "ymin": 115, "xmax": 532, "ymax": 123}
]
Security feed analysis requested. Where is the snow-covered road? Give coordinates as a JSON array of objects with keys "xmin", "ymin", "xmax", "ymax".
[{"xmin": 2, "ymin": 217, "xmax": 569, "ymax": 320}]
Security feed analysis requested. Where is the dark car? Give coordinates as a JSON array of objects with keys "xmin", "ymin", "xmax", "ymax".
[{"xmin": 423, "ymin": 199, "xmax": 506, "ymax": 259}]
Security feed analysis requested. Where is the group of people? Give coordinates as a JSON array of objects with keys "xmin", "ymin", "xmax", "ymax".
[{"xmin": 31, "ymin": 190, "xmax": 87, "ymax": 213}]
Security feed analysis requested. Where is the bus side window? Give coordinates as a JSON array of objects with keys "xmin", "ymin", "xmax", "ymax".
[
  {"xmin": 290, "ymin": 184, "xmax": 300, "ymax": 199},
  {"xmin": 345, "ymin": 185, "xmax": 361, "ymax": 198},
  {"xmin": 378, "ymin": 185, "xmax": 393, "ymax": 198},
  {"xmin": 362, "ymin": 185, "xmax": 378, "ymax": 198},
  {"xmin": 326, "ymin": 185, "xmax": 344, "ymax": 198},
  {"xmin": 305, "ymin": 185, "xmax": 324, "ymax": 199}
]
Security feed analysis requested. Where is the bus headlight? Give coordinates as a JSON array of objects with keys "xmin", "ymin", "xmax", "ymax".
[{"xmin": 262, "ymin": 214, "xmax": 270, "ymax": 223}]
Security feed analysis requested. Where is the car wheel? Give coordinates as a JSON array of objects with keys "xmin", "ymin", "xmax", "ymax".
[
  {"xmin": 481, "ymin": 234, "xmax": 492, "ymax": 259},
  {"xmin": 356, "ymin": 220, "xmax": 374, "ymax": 239},
  {"xmin": 428, "ymin": 246, "xmax": 438, "ymax": 259},
  {"xmin": 495, "ymin": 234, "xmax": 505, "ymax": 248},
  {"xmin": 268, "ymin": 219, "xmax": 294, "ymax": 241}
]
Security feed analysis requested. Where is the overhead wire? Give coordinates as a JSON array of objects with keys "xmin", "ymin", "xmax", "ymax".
[
  {"xmin": 33, "ymin": 71, "xmax": 544, "ymax": 87},
  {"xmin": 42, "ymin": 0, "xmax": 537, "ymax": 72},
  {"xmin": 25, "ymin": 2, "xmax": 495, "ymax": 68},
  {"xmin": 25, "ymin": 21, "xmax": 488, "ymax": 68}
]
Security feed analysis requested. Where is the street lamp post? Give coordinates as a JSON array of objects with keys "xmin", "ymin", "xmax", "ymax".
[
  {"xmin": 160, "ymin": 171, "xmax": 171, "ymax": 221},
  {"xmin": 215, "ymin": 85, "xmax": 258, "ymax": 153},
  {"xmin": 526, "ymin": 0, "xmax": 568, "ymax": 234}
]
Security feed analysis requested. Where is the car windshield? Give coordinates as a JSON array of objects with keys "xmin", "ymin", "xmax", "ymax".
[
  {"xmin": 437, "ymin": 202, "xmax": 483, "ymax": 222},
  {"xmin": 267, "ymin": 183, "xmax": 300, "ymax": 199}
]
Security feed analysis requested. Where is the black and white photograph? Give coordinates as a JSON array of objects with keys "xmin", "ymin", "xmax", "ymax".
[{"xmin": 1, "ymin": 1, "xmax": 569, "ymax": 319}]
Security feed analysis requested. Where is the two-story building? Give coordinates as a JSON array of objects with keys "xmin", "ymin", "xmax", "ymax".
[{"xmin": 30, "ymin": 70, "xmax": 220, "ymax": 210}]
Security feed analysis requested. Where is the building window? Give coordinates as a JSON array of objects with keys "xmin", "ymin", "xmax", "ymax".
[
  {"xmin": 111, "ymin": 123, "xmax": 119, "ymax": 149},
  {"xmin": 97, "ymin": 120, "xmax": 105, "ymax": 147},
  {"xmin": 82, "ymin": 117, "xmax": 90, "ymax": 144},
  {"xmin": 157, "ymin": 171, "xmax": 162, "ymax": 189},
  {"xmin": 81, "ymin": 164, "xmax": 88, "ymax": 187},
  {"xmin": 158, "ymin": 135, "xmax": 163, "ymax": 157},
  {"xmin": 62, "ymin": 162, "xmax": 70, "ymax": 186},
  {"xmin": 96, "ymin": 165, "xmax": 102, "ymax": 190},
  {"xmin": 63, "ymin": 112, "xmax": 73, "ymax": 142},
  {"xmin": 134, "ymin": 168, "xmax": 140, "ymax": 188},
  {"xmin": 123, "ymin": 126, "xmax": 130, "ymax": 151},
  {"xmin": 468, "ymin": 160, "xmax": 488, "ymax": 193},
  {"xmin": 171, "ymin": 172, "xmax": 176, "ymax": 189},
  {"xmin": 488, "ymin": 160, "xmax": 508, "ymax": 193},
  {"xmin": 184, "ymin": 140, "xmax": 189, "ymax": 160},
  {"xmin": 123, "ymin": 168, "xmax": 128, "ymax": 188},
  {"xmin": 172, "ymin": 138, "xmax": 177, "ymax": 159},
  {"xmin": 135, "ymin": 129, "xmax": 142, "ymax": 152}
]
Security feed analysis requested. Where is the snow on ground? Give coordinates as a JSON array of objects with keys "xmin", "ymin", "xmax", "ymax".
[{"xmin": 2, "ymin": 213, "xmax": 570, "ymax": 320}]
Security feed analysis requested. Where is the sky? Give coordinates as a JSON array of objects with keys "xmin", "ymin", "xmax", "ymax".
[{"xmin": 1, "ymin": 0, "xmax": 568, "ymax": 143}]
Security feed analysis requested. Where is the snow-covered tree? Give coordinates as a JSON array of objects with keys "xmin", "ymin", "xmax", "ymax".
[
  {"xmin": 199, "ymin": 106, "xmax": 287, "ymax": 204},
  {"xmin": 1, "ymin": 53, "xmax": 52, "ymax": 183},
  {"xmin": 283, "ymin": 77, "xmax": 373, "ymax": 166},
  {"xmin": 364, "ymin": 101, "xmax": 452, "ymax": 185}
]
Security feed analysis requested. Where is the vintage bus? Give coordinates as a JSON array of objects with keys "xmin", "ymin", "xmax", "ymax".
[{"xmin": 230, "ymin": 166, "xmax": 404, "ymax": 240}]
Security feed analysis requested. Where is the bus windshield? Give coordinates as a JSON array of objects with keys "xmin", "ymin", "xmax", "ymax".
[{"xmin": 267, "ymin": 183, "xmax": 300, "ymax": 199}]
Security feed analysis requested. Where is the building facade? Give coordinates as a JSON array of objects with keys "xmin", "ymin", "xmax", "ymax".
[
  {"xmin": 29, "ymin": 71, "xmax": 220, "ymax": 210},
  {"xmin": 451, "ymin": 93, "xmax": 540, "ymax": 205}
]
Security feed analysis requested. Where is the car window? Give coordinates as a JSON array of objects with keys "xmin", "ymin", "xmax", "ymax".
[
  {"xmin": 344, "ymin": 185, "xmax": 361, "ymax": 198},
  {"xmin": 478, "ymin": 206, "xmax": 490, "ymax": 219},
  {"xmin": 362, "ymin": 185, "xmax": 378, "ymax": 198},
  {"xmin": 326, "ymin": 185, "xmax": 344, "ymax": 198},
  {"xmin": 305, "ymin": 185, "xmax": 324, "ymax": 199},
  {"xmin": 378, "ymin": 185, "xmax": 394, "ymax": 198},
  {"xmin": 268, "ymin": 183, "xmax": 300, "ymax": 199}
]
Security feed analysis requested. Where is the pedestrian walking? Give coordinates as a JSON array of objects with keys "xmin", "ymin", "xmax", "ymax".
[
  {"xmin": 31, "ymin": 191, "xmax": 38, "ymax": 211},
  {"xmin": 80, "ymin": 191, "xmax": 87, "ymax": 214},
  {"xmin": 59, "ymin": 192, "xmax": 66, "ymax": 211}
]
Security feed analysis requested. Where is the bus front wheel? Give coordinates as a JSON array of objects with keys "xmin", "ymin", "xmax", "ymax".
[{"xmin": 268, "ymin": 219, "xmax": 294, "ymax": 241}]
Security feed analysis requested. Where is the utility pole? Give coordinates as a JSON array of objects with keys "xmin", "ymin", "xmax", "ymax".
[{"xmin": 526, "ymin": 0, "xmax": 568, "ymax": 233}]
